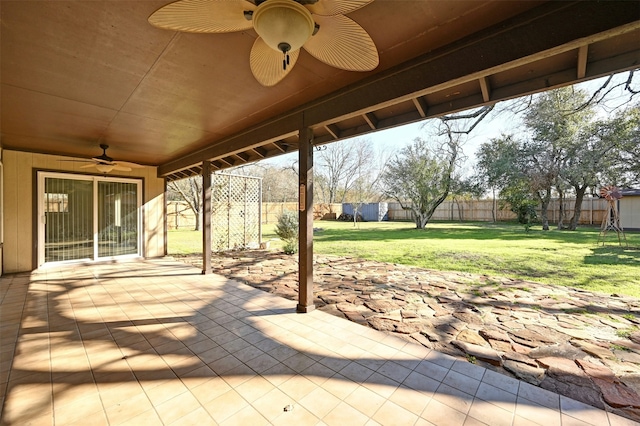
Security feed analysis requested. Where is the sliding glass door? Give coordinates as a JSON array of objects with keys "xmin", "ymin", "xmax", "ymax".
[
  {"xmin": 98, "ymin": 181, "xmax": 139, "ymax": 257},
  {"xmin": 42, "ymin": 177, "xmax": 94, "ymax": 263},
  {"xmin": 38, "ymin": 172, "xmax": 142, "ymax": 266}
]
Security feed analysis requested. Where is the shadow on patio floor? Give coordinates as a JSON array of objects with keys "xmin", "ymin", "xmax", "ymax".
[
  {"xmin": 178, "ymin": 250, "xmax": 640, "ymax": 423},
  {"xmin": 0, "ymin": 258, "xmax": 634, "ymax": 425}
]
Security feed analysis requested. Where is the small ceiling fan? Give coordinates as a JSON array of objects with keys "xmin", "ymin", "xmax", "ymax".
[
  {"xmin": 76, "ymin": 144, "xmax": 144, "ymax": 173},
  {"xmin": 148, "ymin": 0, "xmax": 379, "ymax": 86}
]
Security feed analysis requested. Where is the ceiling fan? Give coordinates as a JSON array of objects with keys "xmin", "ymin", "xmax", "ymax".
[
  {"xmin": 75, "ymin": 144, "xmax": 144, "ymax": 173},
  {"xmin": 148, "ymin": 0, "xmax": 379, "ymax": 86}
]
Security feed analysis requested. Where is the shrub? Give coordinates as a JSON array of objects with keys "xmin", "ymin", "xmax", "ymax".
[
  {"xmin": 282, "ymin": 240, "xmax": 298, "ymax": 255},
  {"xmin": 275, "ymin": 211, "xmax": 298, "ymax": 254}
]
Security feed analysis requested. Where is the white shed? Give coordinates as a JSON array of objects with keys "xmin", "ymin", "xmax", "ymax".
[{"xmin": 620, "ymin": 189, "xmax": 640, "ymax": 231}]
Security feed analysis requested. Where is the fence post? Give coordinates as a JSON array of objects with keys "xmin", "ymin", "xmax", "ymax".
[{"xmin": 175, "ymin": 202, "xmax": 179, "ymax": 229}]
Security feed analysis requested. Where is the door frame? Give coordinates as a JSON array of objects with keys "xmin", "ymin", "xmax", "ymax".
[{"xmin": 36, "ymin": 171, "xmax": 143, "ymax": 267}]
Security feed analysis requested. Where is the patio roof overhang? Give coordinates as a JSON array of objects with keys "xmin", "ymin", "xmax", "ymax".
[
  {"xmin": 2, "ymin": 0, "xmax": 640, "ymax": 310},
  {"xmin": 157, "ymin": 1, "xmax": 640, "ymax": 181},
  {"xmin": 1, "ymin": 1, "xmax": 639, "ymax": 181}
]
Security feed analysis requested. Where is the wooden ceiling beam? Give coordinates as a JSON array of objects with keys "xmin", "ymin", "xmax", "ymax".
[
  {"xmin": 158, "ymin": 116, "xmax": 300, "ymax": 176},
  {"xmin": 304, "ymin": 2, "xmax": 640, "ymax": 128},
  {"xmin": 363, "ymin": 112, "xmax": 378, "ymax": 130},
  {"xmin": 219, "ymin": 157, "xmax": 233, "ymax": 166},
  {"xmin": 412, "ymin": 97, "xmax": 428, "ymax": 118},
  {"xmin": 577, "ymin": 45, "xmax": 589, "ymax": 79},
  {"xmin": 479, "ymin": 77, "xmax": 491, "ymax": 103},
  {"xmin": 325, "ymin": 124, "xmax": 341, "ymax": 139},
  {"xmin": 272, "ymin": 141, "xmax": 288, "ymax": 153},
  {"xmin": 234, "ymin": 152, "xmax": 250, "ymax": 163},
  {"xmin": 251, "ymin": 147, "xmax": 267, "ymax": 158}
]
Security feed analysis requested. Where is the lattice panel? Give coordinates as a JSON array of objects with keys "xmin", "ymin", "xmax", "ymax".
[{"xmin": 211, "ymin": 173, "xmax": 262, "ymax": 251}]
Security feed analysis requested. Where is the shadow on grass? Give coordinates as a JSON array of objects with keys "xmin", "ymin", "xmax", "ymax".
[{"xmin": 583, "ymin": 246, "xmax": 640, "ymax": 266}]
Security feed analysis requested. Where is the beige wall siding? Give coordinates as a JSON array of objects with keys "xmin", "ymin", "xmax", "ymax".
[
  {"xmin": 144, "ymin": 169, "xmax": 166, "ymax": 258},
  {"xmin": 2, "ymin": 150, "xmax": 166, "ymax": 273},
  {"xmin": 621, "ymin": 197, "xmax": 640, "ymax": 230}
]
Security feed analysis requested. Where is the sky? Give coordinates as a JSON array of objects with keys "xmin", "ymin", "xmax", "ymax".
[{"xmin": 261, "ymin": 72, "xmax": 637, "ymax": 173}]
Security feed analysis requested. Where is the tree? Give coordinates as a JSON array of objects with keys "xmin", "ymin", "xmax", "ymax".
[
  {"xmin": 607, "ymin": 107, "xmax": 640, "ymax": 186},
  {"xmin": 383, "ymin": 135, "xmax": 460, "ymax": 229},
  {"xmin": 475, "ymin": 135, "xmax": 538, "ymax": 225},
  {"xmin": 382, "ymin": 106, "xmax": 492, "ymax": 229},
  {"xmin": 167, "ymin": 176, "xmax": 203, "ymax": 231},
  {"xmin": 521, "ymin": 87, "xmax": 640, "ymax": 230},
  {"xmin": 315, "ymin": 138, "xmax": 373, "ymax": 204},
  {"xmin": 616, "ymin": 109, "xmax": 640, "ymax": 184},
  {"xmin": 522, "ymin": 87, "xmax": 594, "ymax": 230},
  {"xmin": 232, "ymin": 163, "xmax": 298, "ymax": 202},
  {"xmin": 344, "ymin": 150, "xmax": 389, "ymax": 226},
  {"xmin": 474, "ymin": 84, "xmax": 640, "ymax": 231}
]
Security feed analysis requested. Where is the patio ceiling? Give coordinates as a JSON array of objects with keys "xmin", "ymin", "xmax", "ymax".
[{"xmin": 1, "ymin": 1, "xmax": 640, "ymax": 181}]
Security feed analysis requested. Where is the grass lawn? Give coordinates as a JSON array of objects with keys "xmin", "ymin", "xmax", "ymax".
[{"xmin": 168, "ymin": 220, "xmax": 640, "ymax": 297}]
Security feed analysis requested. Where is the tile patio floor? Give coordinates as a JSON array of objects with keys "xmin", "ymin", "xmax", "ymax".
[{"xmin": 0, "ymin": 259, "xmax": 635, "ymax": 426}]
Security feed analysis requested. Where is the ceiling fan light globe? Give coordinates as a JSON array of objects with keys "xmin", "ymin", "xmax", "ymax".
[
  {"xmin": 253, "ymin": 0, "xmax": 314, "ymax": 54},
  {"xmin": 96, "ymin": 164, "xmax": 115, "ymax": 173}
]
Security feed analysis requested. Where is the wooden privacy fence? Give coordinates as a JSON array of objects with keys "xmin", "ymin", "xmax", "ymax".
[
  {"xmin": 262, "ymin": 203, "xmax": 343, "ymax": 223},
  {"xmin": 168, "ymin": 202, "xmax": 343, "ymax": 228},
  {"xmin": 386, "ymin": 198, "xmax": 609, "ymax": 225},
  {"xmin": 169, "ymin": 198, "xmax": 609, "ymax": 227},
  {"xmin": 167, "ymin": 201, "xmax": 196, "ymax": 230}
]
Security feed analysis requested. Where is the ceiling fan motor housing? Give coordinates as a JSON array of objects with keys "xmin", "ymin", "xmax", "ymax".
[{"xmin": 96, "ymin": 144, "xmax": 113, "ymax": 163}]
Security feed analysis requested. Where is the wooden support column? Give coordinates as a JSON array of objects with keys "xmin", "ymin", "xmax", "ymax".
[
  {"xmin": 202, "ymin": 160, "xmax": 212, "ymax": 275},
  {"xmin": 297, "ymin": 127, "xmax": 315, "ymax": 313}
]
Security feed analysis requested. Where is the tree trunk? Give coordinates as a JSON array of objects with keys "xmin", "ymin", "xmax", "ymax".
[
  {"xmin": 454, "ymin": 198, "xmax": 464, "ymax": 222},
  {"xmin": 353, "ymin": 204, "xmax": 358, "ymax": 227},
  {"xmin": 569, "ymin": 185, "xmax": 587, "ymax": 230},
  {"xmin": 492, "ymin": 188, "xmax": 496, "ymax": 223},
  {"xmin": 195, "ymin": 209, "xmax": 201, "ymax": 231},
  {"xmin": 415, "ymin": 212, "xmax": 428, "ymax": 229},
  {"xmin": 540, "ymin": 202, "xmax": 549, "ymax": 230},
  {"xmin": 556, "ymin": 187, "xmax": 564, "ymax": 230},
  {"xmin": 537, "ymin": 191, "xmax": 551, "ymax": 230}
]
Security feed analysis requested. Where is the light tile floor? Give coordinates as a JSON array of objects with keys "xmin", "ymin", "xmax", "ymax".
[{"xmin": 0, "ymin": 259, "xmax": 636, "ymax": 426}]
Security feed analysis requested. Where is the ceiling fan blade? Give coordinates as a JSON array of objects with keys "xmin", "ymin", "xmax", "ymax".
[
  {"xmin": 303, "ymin": 15, "xmax": 378, "ymax": 71},
  {"xmin": 79, "ymin": 163, "xmax": 97, "ymax": 169},
  {"xmin": 250, "ymin": 37, "xmax": 299, "ymax": 87},
  {"xmin": 148, "ymin": 0, "xmax": 255, "ymax": 33},
  {"xmin": 92, "ymin": 158, "xmax": 112, "ymax": 164},
  {"xmin": 114, "ymin": 161, "xmax": 144, "ymax": 169},
  {"xmin": 112, "ymin": 165, "xmax": 133, "ymax": 172},
  {"xmin": 306, "ymin": 0, "xmax": 373, "ymax": 16}
]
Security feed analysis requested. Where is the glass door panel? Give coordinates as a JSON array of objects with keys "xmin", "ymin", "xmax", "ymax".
[
  {"xmin": 97, "ymin": 181, "xmax": 139, "ymax": 258},
  {"xmin": 44, "ymin": 177, "xmax": 93, "ymax": 263}
]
